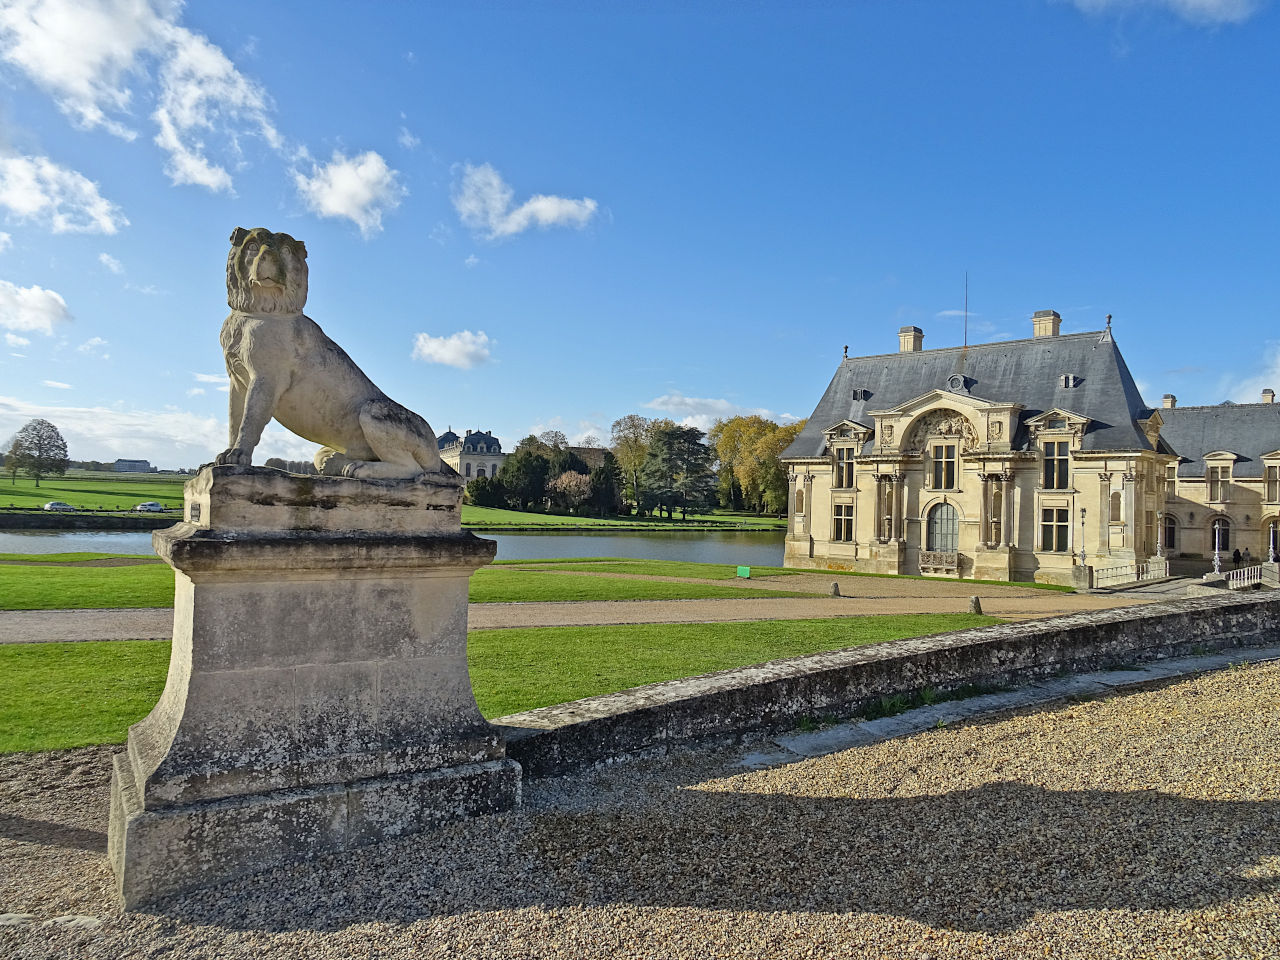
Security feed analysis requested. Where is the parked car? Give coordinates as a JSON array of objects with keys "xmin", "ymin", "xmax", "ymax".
[
  {"xmin": 133, "ymin": 501, "xmax": 164, "ymax": 512},
  {"xmin": 42, "ymin": 501, "xmax": 76, "ymax": 512}
]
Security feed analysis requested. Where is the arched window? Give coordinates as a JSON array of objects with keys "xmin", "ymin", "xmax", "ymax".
[
  {"xmin": 465, "ymin": 462, "xmax": 471, "ymax": 477},
  {"xmin": 1110, "ymin": 491, "xmax": 1122, "ymax": 523},
  {"xmin": 492, "ymin": 463, "xmax": 499, "ymax": 476},
  {"xmin": 794, "ymin": 488, "xmax": 805, "ymax": 514},
  {"xmin": 1163, "ymin": 514, "xmax": 1177, "ymax": 552},
  {"xmin": 477, "ymin": 467, "xmax": 486, "ymax": 479},
  {"xmin": 1210, "ymin": 517, "xmax": 1230, "ymax": 553},
  {"xmin": 926, "ymin": 502, "xmax": 959, "ymax": 552}
]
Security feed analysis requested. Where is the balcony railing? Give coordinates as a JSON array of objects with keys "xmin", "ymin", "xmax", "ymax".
[
  {"xmin": 919, "ymin": 550, "xmax": 958, "ymax": 575},
  {"xmin": 1093, "ymin": 558, "xmax": 1169, "ymax": 589}
]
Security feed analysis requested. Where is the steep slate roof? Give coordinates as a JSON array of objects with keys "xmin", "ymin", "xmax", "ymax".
[
  {"xmin": 1158, "ymin": 403, "xmax": 1280, "ymax": 478},
  {"xmin": 782, "ymin": 330, "xmax": 1153, "ymax": 460},
  {"xmin": 436, "ymin": 429, "xmax": 459, "ymax": 449}
]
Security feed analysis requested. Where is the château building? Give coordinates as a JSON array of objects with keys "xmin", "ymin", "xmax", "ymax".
[
  {"xmin": 437, "ymin": 428, "xmax": 505, "ymax": 482},
  {"xmin": 781, "ymin": 311, "xmax": 1280, "ymax": 585}
]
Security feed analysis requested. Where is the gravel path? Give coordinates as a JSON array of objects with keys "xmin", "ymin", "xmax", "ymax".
[
  {"xmin": 2, "ymin": 662, "xmax": 1277, "ymax": 958},
  {"xmin": 0, "ymin": 586, "xmax": 1160, "ymax": 642}
]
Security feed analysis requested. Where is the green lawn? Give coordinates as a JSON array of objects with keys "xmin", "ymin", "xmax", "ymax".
[
  {"xmin": 0, "ymin": 613, "xmax": 999, "ymax": 752},
  {"xmin": 494, "ymin": 558, "xmax": 801, "ymax": 580},
  {"xmin": 460, "ymin": 504, "xmax": 785, "ymax": 529},
  {"xmin": 0, "ymin": 558, "xmax": 811, "ymax": 610},
  {"xmin": 0, "ymin": 473, "xmax": 187, "ymax": 511}
]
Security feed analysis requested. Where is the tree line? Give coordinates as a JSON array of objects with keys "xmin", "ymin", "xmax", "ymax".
[{"xmin": 466, "ymin": 414, "xmax": 805, "ymax": 519}]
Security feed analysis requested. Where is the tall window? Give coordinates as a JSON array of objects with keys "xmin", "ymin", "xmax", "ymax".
[
  {"xmin": 1043, "ymin": 442, "xmax": 1069, "ymax": 490},
  {"xmin": 926, "ymin": 502, "xmax": 959, "ymax": 552},
  {"xmin": 1166, "ymin": 463, "xmax": 1178, "ymax": 498},
  {"xmin": 1040, "ymin": 507, "xmax": 1069, "ymax": 552},
  {"xmin": 1163, "ymin": 514, "xmax": 1177, "ymax": 551},
  {"xmin": 1208, "ymin": 465, "xmax": 1230, "ymax": 501},
  {"xmin": 1109, "ymin": 491, "xmax": 1122, "ymax": 523},
  {"xmin": 794, "ymin": 488, "xmax": 805, "ymax": 514},
  {"xmin": 477, "ymin": 467, "xmax": 486, "ymax": 479},
  {"xmin": 834, "ymin": 447, "xmax": 855, "ymax": 488},
  {"xmin": 931, "ymin": 444, "xmax": 957, "ymax": 490},
  {"xmin": 833, "ymin": 504, "xmax": 855, "ymax": 542},
  {"xmin": 465, "ymin": 462, "xmax": 471, "ymax": 477},
  {"xmin": 1267, "ymin": 466, "xmax": 1280, "ymax": 502}
]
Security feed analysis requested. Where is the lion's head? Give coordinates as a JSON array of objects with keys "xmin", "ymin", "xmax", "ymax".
[{"xmin": 226, "ymin": 227, "xmax": 309, "ymax": 315}]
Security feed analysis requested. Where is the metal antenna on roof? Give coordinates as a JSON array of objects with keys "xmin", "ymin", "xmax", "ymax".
[{"xmin": 964, "ymin": 272, "xmax": 969, "ymax": 348}]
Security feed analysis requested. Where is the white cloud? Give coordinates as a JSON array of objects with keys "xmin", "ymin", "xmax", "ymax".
[
  {"xmin": 1069, "ymin": 0, "xmax": 1262, "ymax": 24},
  {"xmin": 193, "ymin": 371, "xmax": 230, "ymax": 392},
  {"xmin": 77, "ymin": 335, "xmax": 108, "ymax": 357},
  {"xmin": 42, "ymin": 379, "xmax": 71, "ymax": 389},
  {"xmin": 464, "ymin": 254, "xmax": 480, "ymax": 268},
  {"xmin": 411, "ymin": 329, "xmax": 493, "ymax": 369},
  {"xmin": 99, "ymin": 252, "xmax": 124, "ymax": 274},
  {"xmin": 294, "ymin": 151, "xmax": 406, "ymax": 237},
  {"xmin": 0, "ymin": 279, "xmax": 71, "ymax": 334},
  {"xmin": 152, "ymin": 23, "xmax": 281, "ymax": 192},
  {"xmin": 0, "ymin": 0, "xmax": 162, "ymax": 138},
  {"xmin": 643, "ymin": 390, "xmax": 779, "ymax": 432},
  {"xmin": 0, "ymin": 232, "xmax": 11, "ymax": 252},
  {"xmin": 452, "ymin": 163, "xmax": 597, "ymax": 240},
  {"xmin": 185, "ymin": 386, "xmax": 204, "ymax": 396},
  {"xmin": 0, "ymin": 0, "xmax": 281, "ymax": 194},
  {"xmin": 4, "ymin": 332, "xmax": 30, "ymax": 347},
  {"xmin": 1233, "ymin": 343, "xmax": 1280, "ymax": 404},
  {"xmin": 0, "ymin": 155, "xmax": 128, "ymax": 234},
  {"xmin": 0, "ymin": 393, "xmax": 223, "ymax": 467},
  {"xmin": 397, "ymin": 126, "xmax": 420, "ymax": 150}
]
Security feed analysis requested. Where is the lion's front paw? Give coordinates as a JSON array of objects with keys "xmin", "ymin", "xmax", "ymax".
[{"xmin": 215, "ymin": 447, "xmax": 252, "ymax": 466}]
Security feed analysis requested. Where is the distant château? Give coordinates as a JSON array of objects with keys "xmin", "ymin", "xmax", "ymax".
[
  {"xmin": 782, "ymin": 310, "xmax": 1280, "ymax": 585},
  {"xmin": 114, "ymin": 459, "xmax": 152, "ymax": 473},
  {"xmin": 438, "ymin": 429, "xmax": 505, "ymax": 482}
]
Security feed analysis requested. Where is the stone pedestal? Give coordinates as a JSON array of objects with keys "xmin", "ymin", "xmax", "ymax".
[{"xmin": 108, "ymin": 465, "xmax": 519, "ymax": 908}]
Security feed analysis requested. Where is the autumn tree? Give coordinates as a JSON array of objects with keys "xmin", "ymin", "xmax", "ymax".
[
  {"xmin": 610, "ymin": 414, "xmax": 652, "ymax": 514},
  {"xmin": 7, "ymin": 419, "xmax": 70, "ymax": 488},
  {"xmin": 710, "ymin": 416, "xmax": 806, "ymax": 514}
]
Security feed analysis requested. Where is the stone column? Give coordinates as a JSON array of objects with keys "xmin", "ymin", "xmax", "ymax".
[
  {"xmin": 980, "ymin": 474, "xmax": 991, "ymax": 546},
  {"xmin": 1098, "ymin": 473, "xmax": 1112, "ymax": 557},
  {"xmin": 109, "ymin": 465, "xmax": 520, "ymax": 909},
  {"xmin": 802, "ymin": 473, "xmax": 813, "ymax": 536},
  {"xmin": 1001, "ymin": 472, "xmax": 1014, "ymax": 548},
  {"xmin": 1122, "ymin": 472, "xmax": 1137, "ymax": 552}
]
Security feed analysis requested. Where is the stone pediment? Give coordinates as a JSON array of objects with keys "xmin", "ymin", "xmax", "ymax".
[
  {"xmin": 1203, "ymin": 450, "xmax": 1241, "ymax": 462},
  {"xmin": 869, "ymin": 391, "xmax": 1023, "ymax": 456},
  {"xmin": 1025, "ymin": 407, "xmax": 1091, "ymax": 440},
  {"xmin": 868, "ymin": 388, "xmax": 1017, "ymax": 419}
]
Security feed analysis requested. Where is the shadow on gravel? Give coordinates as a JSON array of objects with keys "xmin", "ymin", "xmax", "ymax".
[
  {"xmin": 0, "ymin": 813, "xmax": 106, "ymax": 852},
  {"xmin": 141, "ymin": 782, "xmax": 1278, "ymax": 935}
]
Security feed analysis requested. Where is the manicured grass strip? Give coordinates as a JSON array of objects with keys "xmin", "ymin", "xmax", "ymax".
[
  {"xmin": 0, "ymin": 475, "xmax": 186, "ymax": 510},
  {"xmin": 496, "ymin": 559, "xmax": 801, "ymax": 580},
  {"xmin": 0, "ymin": 640, "xmax": 170, "ymax": 752},
  {"xmin": 0, "ymin": 552, "xmax": 153, "ymax": 563},
  {"xmin": 470, "ymin": 614, "xmax": 1001, "ymax": 717},
  {"xmin": 0, "ymin": 563, "xmax": 174, "ymax": 609},
  {"xmin": 460, "ymin": 504, "xmax": 786, "ymax": 529},
  {"xmin": 0, "ymin": 613, "xmax": 1000, "ymax": 751},
  {"xmin": 0, "ymin": 562, "xmax": 805, "ymax": 610},
  {"xmin": 468, "ymin": 568, "xmax": 807, "ymax": 603}
]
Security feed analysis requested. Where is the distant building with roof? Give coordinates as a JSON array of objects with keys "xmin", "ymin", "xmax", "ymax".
[
  {"xmin": 781, "ymin": 310, "xmax": 1280, "ymax": 585},
  {"xmin": 438, "ymin": 429, "xmax": 505, "ymax": 482},
  {"xmin": 114, "ymin": 459, "xmax": 152, "ymax": 473}
]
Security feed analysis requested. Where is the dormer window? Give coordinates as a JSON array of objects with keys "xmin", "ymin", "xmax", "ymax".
[
  {"xmin": 1047, "ymin": 417, "xmax": 1067, "ymax": 430},
  {"xmin": 1208, "ymin": 464, "xmax": 1230, "ymax": 502},
  {"xmin": 1059, "ymin": 374, "xmax": 1081, "ymax": 389}
]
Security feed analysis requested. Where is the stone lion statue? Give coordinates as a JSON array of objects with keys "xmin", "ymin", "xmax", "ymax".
[{"xmin": 215, "ymin": 227, "xmax": 444, "ymax": 479}]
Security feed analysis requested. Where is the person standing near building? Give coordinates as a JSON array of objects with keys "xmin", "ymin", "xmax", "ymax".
[{"xmin": 1232, "ymin": 548, "xmax": 1242, "ymax": 569}]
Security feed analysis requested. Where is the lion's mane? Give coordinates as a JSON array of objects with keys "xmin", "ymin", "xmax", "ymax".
[{"xmin": 226, "ymin": 227, "xmax": 309, "ymax": 315}]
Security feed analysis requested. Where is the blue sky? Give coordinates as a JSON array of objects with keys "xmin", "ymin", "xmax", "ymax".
[{"xmin": 0, "ymin": 0, "xmax": 1276, "ymax": 469}]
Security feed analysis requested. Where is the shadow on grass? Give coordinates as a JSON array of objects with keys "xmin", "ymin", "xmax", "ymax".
[{"xmin": 138, "ymin": 781, "xmax": 1278, "ymax": 935}]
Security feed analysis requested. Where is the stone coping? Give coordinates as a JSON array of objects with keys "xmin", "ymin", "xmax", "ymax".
[{"xmin": 496, "ymin": 591, "xmax": 1280, "ymax": 777}]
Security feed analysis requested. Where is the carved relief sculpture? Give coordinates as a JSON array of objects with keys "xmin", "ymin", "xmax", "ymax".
[
  {"xmin": 987, "ymin": 419, "xmax": 1003, "ymax": 441},
  {"xmin": 904, "ymin": 409, "xmax": 979, "ymax": 453},
  {"xmin": 217, "ymin": 227, "xmax": 445, "ymax": 480}
]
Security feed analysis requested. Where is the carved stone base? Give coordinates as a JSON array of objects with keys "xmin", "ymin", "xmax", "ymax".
[{"xmin": 108, "ymin": 465, "xmax": 519, "ymax": 908}]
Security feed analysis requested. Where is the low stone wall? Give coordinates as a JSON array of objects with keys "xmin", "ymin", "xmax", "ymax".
[
  {"xmin": 497, "ymin": 592, "xmax": 1280, "ymax": 777},
  {"xmin": 0, "ymin": 511, "xmax": 178, "ymax": 531}
]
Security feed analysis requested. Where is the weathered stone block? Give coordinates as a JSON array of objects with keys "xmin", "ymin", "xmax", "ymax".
[{"xmin": 108, "ymin": 465, "xmax": 520, "ymax": 908}]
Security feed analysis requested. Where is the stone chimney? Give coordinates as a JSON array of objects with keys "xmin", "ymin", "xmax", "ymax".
[
  {"xmin": 1032, "ymin": 310, "xmax": 1061, "ymax": 338},
  {"xmin": 1264, "ymin": 389, "xmax": 1275, "ymax": 404},
  {"xmin": 898, "ymin": 325, "xmax": 923, "ymax": 352},
  {"xmin": 1162, "ymin": 394, "xmax": 1177, "ymax": 409}
]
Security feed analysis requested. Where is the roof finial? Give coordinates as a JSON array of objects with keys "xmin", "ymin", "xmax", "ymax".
[
  {"xmin": 843, "ymin": 344, "xmax": 848, "ymax": 359},
  {"xmin": 1106, "ymin": 314, "xmax": 1112, "ymax": 329}
]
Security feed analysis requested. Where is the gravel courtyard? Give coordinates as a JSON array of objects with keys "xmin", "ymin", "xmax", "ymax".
[{"xmin": 2, "ymin": 662, "xmax": 1277, "ymax": 959}]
